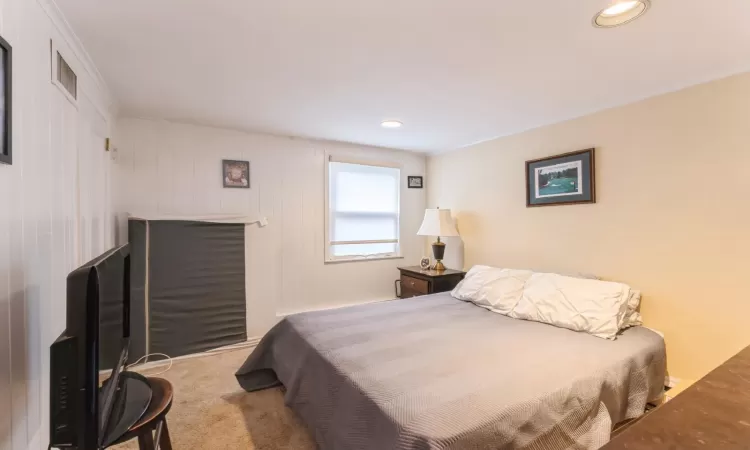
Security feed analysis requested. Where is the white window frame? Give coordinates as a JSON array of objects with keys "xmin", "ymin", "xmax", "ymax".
[{"xmin": 324, "ymin": 153, "xmax": 403, "ymax": 263}]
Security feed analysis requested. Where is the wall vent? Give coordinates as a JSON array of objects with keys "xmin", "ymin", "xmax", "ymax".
[{"xmin": 56, "ymin": 52, "xmax": 77, "ymax": 100}]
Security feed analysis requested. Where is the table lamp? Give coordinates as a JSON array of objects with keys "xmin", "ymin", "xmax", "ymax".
[{"xmin": 417, "ymin": 208, "xmax": 459, "ymax": 271}]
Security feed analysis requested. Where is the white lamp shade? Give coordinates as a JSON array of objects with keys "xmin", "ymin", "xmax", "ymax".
[{"xmin": 417, "ymin": 209, "xmax": 459, "ymax": 237}]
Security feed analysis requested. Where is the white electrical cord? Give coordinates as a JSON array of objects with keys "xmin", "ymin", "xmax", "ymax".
[
  {"xmin": 127, "ymin": 353, "xmax": 173, "ymax": 376},
  {"xmin": 122, "ymin": 342, "xmax": 255, "ymax": 378}
]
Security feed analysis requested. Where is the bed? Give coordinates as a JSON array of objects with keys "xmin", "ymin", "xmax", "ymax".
[{"xmin": 236, "ymin": 293, "xmax": 665, "ymax": 450}]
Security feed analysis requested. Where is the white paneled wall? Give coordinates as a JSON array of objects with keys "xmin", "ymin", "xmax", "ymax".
[
  {"xmin": 114, "ymin": 118, "xmax": 427, "ymax": 338},
  {"xmin": 0, "ymin": 0, "xmax": 114, "ymax": 449}
]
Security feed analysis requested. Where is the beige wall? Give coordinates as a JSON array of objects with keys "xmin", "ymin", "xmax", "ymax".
[{"xmin": 427, "ymin": 72, "xmax": 750, "ymax": 382}]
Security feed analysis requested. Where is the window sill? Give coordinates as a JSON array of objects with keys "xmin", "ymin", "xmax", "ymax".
[{"xmin": 324, "ymin": 255, "xmax": 404, "ymax": 265}]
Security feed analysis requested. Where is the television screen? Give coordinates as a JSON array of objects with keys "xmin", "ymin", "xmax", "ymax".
[
  {"xmin": 97, "ymin": 249, "xmax": 129, "ymax": 371},
  {"xmin": 50, "ymin": 244, "xmax": 144, "ymax": 450}
]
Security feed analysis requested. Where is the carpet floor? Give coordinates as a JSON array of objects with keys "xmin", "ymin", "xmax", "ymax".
[{"xmin": 113, "ymin": 348, "xmax": 317, "ymax": 450}]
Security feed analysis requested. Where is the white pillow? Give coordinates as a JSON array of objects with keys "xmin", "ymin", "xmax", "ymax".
[
  {"xmin": 564, "ymin": 272, "xmax": 642, "ymax": 329},
  {"xmin": 450, "ymin": 265, "xmax": 494, "ymax": 302},
  {"xmin": 552, "ymin": 270, "xmax": 600, "ymax": 280},
  {"xmin": 510, "ymin": 273, "xmax": 633, "ymax": 339},
  {"xmin": 451, "ymin": 266, "xmax": 533, "ymax": 314},
  {"xmin": 452, "ymin": 266, "xmax": 640, "ymax": 339},
  {"xmin": 623, "ymin": 290, "xmax": 643, "ymax": 328}
]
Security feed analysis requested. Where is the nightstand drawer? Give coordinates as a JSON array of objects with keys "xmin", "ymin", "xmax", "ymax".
[
  {"xmin": 401, "ymin": 275, "xmax": 429, "ymax": 294},
  {"xmin": 398, "ymin": 266, "xmax": 465, "ymax": 299},
  {"xmin": 400, "ymin": 288, "xmax": 422, "ymax": 299}
]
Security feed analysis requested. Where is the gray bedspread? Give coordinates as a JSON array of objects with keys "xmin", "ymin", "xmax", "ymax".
[{"xmin": 236, "ymin": 293, "xmax": 666, "ymax": 450}]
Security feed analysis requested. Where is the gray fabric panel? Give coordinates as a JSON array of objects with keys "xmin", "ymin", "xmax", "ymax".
[
  {"xmin": 237, "ymin": 293, "xmax": 666, "ymax": 450},
  {"xmin": 126, "ymin": 219, "xmax": 148, "ymax": 363},
  {"xmin": 149, "ymin": 220, "xmax": 247, "ymax": 358}
]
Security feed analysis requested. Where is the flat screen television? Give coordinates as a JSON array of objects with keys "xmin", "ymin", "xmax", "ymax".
[{"xmin": 49, "ymin": 244, "xmax": 151, "ymax": 450}]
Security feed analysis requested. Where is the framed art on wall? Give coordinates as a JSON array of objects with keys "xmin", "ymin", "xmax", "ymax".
[
  {"xmin": 526, "ymin": 148, "xmax": 595, "ymax": 207},
  {"xmin": 0, "ymin": 34, "xmax": 12, "ymax": 165},
  {"xmin": 222, "ymin": 159, "xmax": 250, "ymax": 188},
  {"xmin": 408, "ymin": 176, "xmax": 423, "ymax": 189}
]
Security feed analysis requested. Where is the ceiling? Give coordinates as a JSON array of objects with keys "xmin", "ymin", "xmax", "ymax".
[{"xmin": 59, "ymin": 0, "xmax": 750, "ymax": 152}]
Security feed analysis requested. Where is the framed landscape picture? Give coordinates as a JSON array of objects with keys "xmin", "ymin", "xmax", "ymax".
[{"xmin": 526, "ymin": 148, "xmax": 595, "ymax": 207}]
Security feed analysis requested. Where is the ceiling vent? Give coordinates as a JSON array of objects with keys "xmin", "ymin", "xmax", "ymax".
[{"xmin": 56, "ymin": 52, "xmax": 77, "ymax": 100}]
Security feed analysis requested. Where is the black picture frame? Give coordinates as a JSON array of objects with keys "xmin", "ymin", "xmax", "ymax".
[
  {"xmin": 408, "ymin": 176, "xmax": 423, "ymax": 189},
  {"xmin": 526, "ymin": 148, "xmax": 595, "ymax": 207},
  {"xmin": 0, "ymin": 34, "xmax": 12, "ymax": 165},
  {"xmin": 222, "ymin": 159, "xmax": 250, "ymax": 189}
]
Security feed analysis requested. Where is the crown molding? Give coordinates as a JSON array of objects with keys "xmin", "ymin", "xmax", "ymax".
[{"xmin": 36, "ymin": 0, "xmax": 119, "ymax": 116}]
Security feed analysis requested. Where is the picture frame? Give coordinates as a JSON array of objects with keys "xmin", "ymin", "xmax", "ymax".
[
  {"xmin": 408, "ymin": 176, "xmax": 423, "ymax": 189},
  {"xmin": 525, "ymin": 148, "xmax": 595, "ymax": 207},
  {"xmin": 222, "ymin": 159, "xmax": 250, "ymax": 188},
  {"xmin": 0, "ymin": 34, "xmax": 12, "ymax": 165}
]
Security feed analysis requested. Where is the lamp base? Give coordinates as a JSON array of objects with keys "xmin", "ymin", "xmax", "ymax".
[{"xmin": 431, "ymin": 240, "xmax": 446, "ymax": 272}]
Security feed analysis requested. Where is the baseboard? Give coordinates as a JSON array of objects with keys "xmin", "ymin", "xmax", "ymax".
[
  {"xmin": 277, "ymin": 297, "xmax": 395, "ymax": 318},
  {"xmin": 125, "ymin": 337, "xmax": 261, "ymax": 372},
  {"xmin": 665, "ymin": 376, "xmax": 681, "ymax": 388},
  {"xmin": 245, "ymin": 336, "xmax": 262, "ymax": 347}
]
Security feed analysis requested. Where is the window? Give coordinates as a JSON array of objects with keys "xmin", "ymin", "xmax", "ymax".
[{"xmin": 326, "ymin": 156, "xmax": 401, "ymax": 261}]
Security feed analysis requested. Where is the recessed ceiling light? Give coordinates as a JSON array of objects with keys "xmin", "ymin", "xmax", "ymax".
[
  {"xmin": 593, "ymin": 0, "xmax": 650, "ymax": 28},
  {"xmin": 381, "ymin": 120, "xmax": 403, "ymax": 129}
]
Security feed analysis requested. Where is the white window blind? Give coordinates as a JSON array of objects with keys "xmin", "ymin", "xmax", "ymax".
[{"xmin": 327, "ymin": 158, "xmax": 401, "ymax": 261}]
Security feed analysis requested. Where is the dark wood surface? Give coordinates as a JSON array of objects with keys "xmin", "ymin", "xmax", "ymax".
[
  {"xmin": 110, "ymin": 377, "xmax": 174, "ymax": 450},
  {"xmin": 129, "ymin": 377, "xmax": 173, "ymax": 432},
  {"xmin": 601, "ymin": 345, "xmax": 750, "ymax": 450},
  {"xmin": 399, "ymin": 266, "xmax": 465, "ymax": 278},
  {"xmin": 401, "ymin": 274, "xmax": 429, "ymax": 294},
  {"xmin": 398, "ymin": 266, "xmax": 465, "ymax": 298}
]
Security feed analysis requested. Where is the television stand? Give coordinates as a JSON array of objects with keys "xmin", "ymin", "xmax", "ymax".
[
  {"xmin": 101, "ymin": 371, "xmax": 152, "ymax": 447},
  {"xmin": 109, "ymin": 376, "xmax": 174, "ymax": 450}
]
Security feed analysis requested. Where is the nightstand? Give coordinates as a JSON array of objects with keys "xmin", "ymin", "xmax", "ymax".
[{"xmin": 397, "ymin": 266, "xmax": 466, "ymax": 299}]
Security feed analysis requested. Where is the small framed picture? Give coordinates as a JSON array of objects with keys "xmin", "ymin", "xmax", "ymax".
[
  {"xmin": 408, "ymin": 176, "xmax": 423, "ymax": 189},
  {"xmin": 526, "ymin": 148, "xmax": 595, "ymax": 207},
  {"xmin": 222, "ymin": 159, "xmax": 250, "ymax": 188},
  {"xmin": 0, "ymin": 34, "xmax": 12, "ymax": 165}
]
